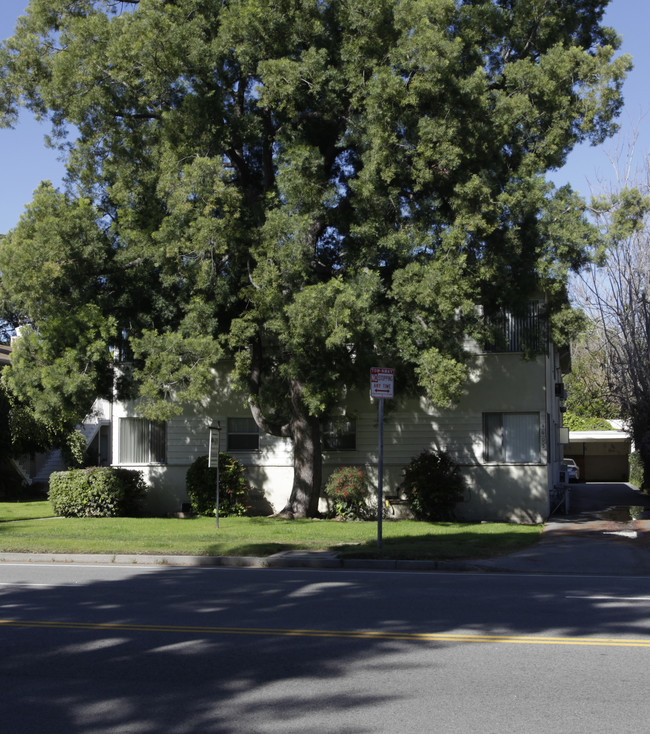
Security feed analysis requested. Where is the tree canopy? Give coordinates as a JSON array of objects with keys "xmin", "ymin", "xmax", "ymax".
[{"xmin": 0, "ymin": 0, "xmax": 630, "ymax": 514}]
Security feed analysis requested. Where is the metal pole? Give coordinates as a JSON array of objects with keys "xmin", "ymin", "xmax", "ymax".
[
  {"xmin": 215, "ymin": 421, "xmax": 221, "ymax": 529},
  {"xmin": 377, "ymin": 398, "xmax": 384, "ymax": 550},
  {"xmin": 209, "ymin": 423, "xmax": 221, "ymax": 529}
]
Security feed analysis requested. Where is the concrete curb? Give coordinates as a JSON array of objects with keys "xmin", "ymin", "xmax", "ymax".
[
  {"xmin": 0, "ymin": 553, "xmax": 268, "ymax": 567},
  {"xmin": 0, "ymin": 551, "xmax": 485, "ymax": 573}
]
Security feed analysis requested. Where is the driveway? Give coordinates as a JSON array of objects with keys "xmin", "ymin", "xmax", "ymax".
[
  {"xmin": 565, "ymin": 481, "xmax": 650, "ymax": 516},
  {"xmin": 472, "ymin": 482, "xmax": 650, "ymax": 575}
]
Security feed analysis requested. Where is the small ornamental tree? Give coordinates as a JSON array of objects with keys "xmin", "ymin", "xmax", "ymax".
[
  {"xmin": 185, "ymin": 453, "xmax": 250, "ymax": 517},
  {"xmin": 324, "ymin": 466, "xmax": 370, "ymax": 520},
  {"xmin": 400, "ymin": 450, "xmax": 465, "ymax": 522}
]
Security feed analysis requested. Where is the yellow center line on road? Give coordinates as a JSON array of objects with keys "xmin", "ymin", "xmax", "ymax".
[{"xmin": 2, "ymin": 619, "xmax": 650, "ymax": 647}]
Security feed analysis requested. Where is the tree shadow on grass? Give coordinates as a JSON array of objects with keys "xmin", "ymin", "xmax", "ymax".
[{"xmin": 333, "ymin": 526, "xmax": 542, "ymax": 561}]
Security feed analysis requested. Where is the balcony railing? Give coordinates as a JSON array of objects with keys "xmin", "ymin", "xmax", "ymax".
[{"xmin": 483, "ymin": 301, "xmax": 547, "ymax": 353}]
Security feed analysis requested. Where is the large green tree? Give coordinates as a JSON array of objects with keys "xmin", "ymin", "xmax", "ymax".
[{"xmin": 0, "ymin": 0, "xmax": 629, "ymax": 515}]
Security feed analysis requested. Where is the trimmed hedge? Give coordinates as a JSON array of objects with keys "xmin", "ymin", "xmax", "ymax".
[{"xmin": 49, "ymin": 467, "xmax": 147, "ymax": 517}]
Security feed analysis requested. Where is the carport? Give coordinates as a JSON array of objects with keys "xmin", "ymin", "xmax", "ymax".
[{"xmin": 564, "ymin": 429, "xmax": 631, "ymax": 483}]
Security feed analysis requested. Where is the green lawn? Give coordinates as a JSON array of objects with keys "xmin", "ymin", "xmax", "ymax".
[
  {"xmin": 0, "ymin": 501, "xmax": 55, "ymax": 522},
  {"xmin": 0, "ymin": 502, "xmax": 542, "ymax": 560}
]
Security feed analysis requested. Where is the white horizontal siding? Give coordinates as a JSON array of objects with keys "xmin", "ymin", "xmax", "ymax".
[
  {"xmin": 164, "ymin": 409, "xmax": 487, "ymax": 471},
  {"xmin": 345, "ymin": 411, "xmax": 482, "ymax": 466},
  {"xmin": 165, "ymin": 417, "xmax": 210, "ymax": 465},
  {"xmin": 165, "ymin": 414, "xmax": 293, "ymax": 467}
]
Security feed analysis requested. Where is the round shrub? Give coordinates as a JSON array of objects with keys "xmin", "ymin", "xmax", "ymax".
[
  {"xmin": 186, "ymin": 453, "xmax": 250, "ymax": 517},
  {"xmin": 324, "ymin": 466, "xmax": 370, "ymax": 520},
  {"xmin": 49, "ymin": 467, "xmax": 146, "ymax": 517},
  {"xmin": 400, "ymin": 450, "xmax": 465, "ymax": 521}
]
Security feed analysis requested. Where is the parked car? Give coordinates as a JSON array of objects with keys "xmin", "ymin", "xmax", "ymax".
[{"xmin": 562, "ymin": 458, "xmax": 580, "ymax": 482}]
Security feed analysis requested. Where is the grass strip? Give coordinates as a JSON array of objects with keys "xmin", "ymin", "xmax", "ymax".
[{"xmin": 0, "ymin": 503, "xmax": 541, "ymax": 560}]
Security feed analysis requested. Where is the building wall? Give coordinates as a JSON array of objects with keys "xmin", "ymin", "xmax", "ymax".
[{"xmin": 107, "ymin": 351, "xmax": 558, "ymax": 523}]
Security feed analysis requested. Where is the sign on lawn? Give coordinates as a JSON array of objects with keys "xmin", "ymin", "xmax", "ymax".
[{"xmin": 370, "ymin": 367, "xmax": 394, "ymax": 399}]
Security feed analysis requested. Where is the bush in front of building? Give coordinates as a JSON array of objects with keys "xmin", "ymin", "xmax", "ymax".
[
  {"xmin": 324, "ymin": 466, "xmax": 371, "ymax": 519},
  {"xmin": 400, "ymin": 450, "xmax": 465, "ymax": 521},
  {"xmin": 185, "ymin": 453, "xmax": 250, "ymax": 517},
  {"xmin": 49, "ymin": 467, "xmax": 146, "ymax": 517}
]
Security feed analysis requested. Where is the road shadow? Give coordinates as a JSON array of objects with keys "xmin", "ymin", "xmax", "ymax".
[{"xmin": 2, "ymin": 561, "xmax": 650, "ymax": 732}]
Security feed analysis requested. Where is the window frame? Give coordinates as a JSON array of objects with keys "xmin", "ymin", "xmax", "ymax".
[
  {"xmin": 226, "ymin": 417, "xmax": 260, "ymax": 452},
  {"xmin": 322, "ymin": 418, "xmax": 357, "ymax": 451},
  {"xmin": 119, "ymin": 418, "xmax": 166, "ymax": 465},
  {"xmin": 483, "ymin": 412, "xmax": 541, "ymax": 464}
]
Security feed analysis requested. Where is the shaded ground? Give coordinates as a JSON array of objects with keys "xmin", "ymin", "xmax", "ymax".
[
  {"xmin": 470, "ymin": 482, "xmax": 650, "ymax": 575},
  {"xmin": 543, "ymin": 481, "xmax": 650, "ymax": 554},
  {"xmin": 565, "ymin": 481, "xmax": 650, "ymax": 516}
]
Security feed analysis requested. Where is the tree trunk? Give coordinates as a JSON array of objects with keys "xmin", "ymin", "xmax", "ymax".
[
  {"xmin": 277, "ymin": 381, "xmax": 322, "ymax": 518},
  {"xmin": 276, "ymin": 414, "xmax": 322, "ymax": 518},
  {"xmin": 247, "ymin": 343, "xmax": 323, "ymax": 518}
]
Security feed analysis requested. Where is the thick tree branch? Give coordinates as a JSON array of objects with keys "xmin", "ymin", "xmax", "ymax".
[{"xmin": 247, "ymin": 336, "xmax": 291, "ymax": 438}]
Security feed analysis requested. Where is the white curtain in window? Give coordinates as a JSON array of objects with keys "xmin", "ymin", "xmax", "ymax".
[
  {"xmin": 119, "ymin": 418, "xmax": 165, "ymax": 464},
  {"xmin": 503, "ymin": 413, "xmax": 539, "ymax": 463}
]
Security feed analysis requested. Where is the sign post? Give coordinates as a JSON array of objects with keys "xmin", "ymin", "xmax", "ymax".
[
  {"xmin": 370, "ymin": 368, "xmax": 394, "ymax": 550},
  {"xmin": 208, "ymin": 422, "xmax": 222, "ymax": 529}
]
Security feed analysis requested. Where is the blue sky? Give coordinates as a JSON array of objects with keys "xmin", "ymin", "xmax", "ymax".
[{"xmin": 1, "ymin": 0, "xmax": 648, "ymax": 235}]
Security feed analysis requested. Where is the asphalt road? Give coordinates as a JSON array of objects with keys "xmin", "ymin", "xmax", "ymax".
[{"xmin": 2, "ymin": 563, "xmax": 650, "ymax": 733}]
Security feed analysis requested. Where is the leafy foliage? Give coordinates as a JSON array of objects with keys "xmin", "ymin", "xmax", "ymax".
[
  {"xmin": 562, "ymin": 412, "xmax": 615, "ymax": 431},
  {"xmin": 0, "ymin": 0, "xmax": 631, "ymax": 515},
  {"xmin": 630, "ymin": 452, "xmax": 644, "ymax": 489},
  {"xmin": 564, "ymin": 328, "xmax": 619, "ymax": 422},
  {"xmin": 185, "ymin": 454, "xmax": 250, "ymax": 517},
  {"xmin": 49, "ymin": 467, "xmax": 146, "ymax": 518},
  {"xmin": 0, "ymin": 377, "xmax": 93, "ymax": 470},
  {"xmin": 61, "ymin": 429, "xmax": 88, "ymax": 469},
  {"xmin": 400, "ymin": 450, "xmax": 465, "ymax": 522},
  {"xmin": 324, "ymin": 466, "xmax": 370, "ymax": 520}
]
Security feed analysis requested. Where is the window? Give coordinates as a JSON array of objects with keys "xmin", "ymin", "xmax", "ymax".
[
  {"xmin": 227, "ymin": 417, "xmax": 259, "ymax": 451},
  {"xmin": 119, "ymin": 418, "xmax": 166, "ymax": 464},
  {"xmin": 322, "ymin": 419, "xmax": 356, "ymax": 451},
  {"xmin": 484, "ymin": 413, "xmax": 540, "ymax": 463}
]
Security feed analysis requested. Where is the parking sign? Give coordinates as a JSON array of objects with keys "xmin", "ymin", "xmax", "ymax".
[{"xmin": 370, "ymin": 367, "xmax": 394, "ymax": 399}]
